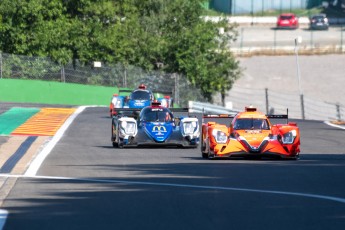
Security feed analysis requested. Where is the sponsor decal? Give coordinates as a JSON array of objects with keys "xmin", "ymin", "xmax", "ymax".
[
  {"xmin": 245, "ymin": 130, "xmax": 262, "ymax": 134},
  {"xmin": 152, "ymin": 125, "xmax": 167, "ymax": 133},
  {"xmin": 134, "ymin": 101, "xmax": 145, "ymax": 106}
]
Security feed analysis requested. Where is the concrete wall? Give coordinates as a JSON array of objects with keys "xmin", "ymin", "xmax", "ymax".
[{"xmin": 211, "ymin": 0, "xmax": 309, "ymax": 14}]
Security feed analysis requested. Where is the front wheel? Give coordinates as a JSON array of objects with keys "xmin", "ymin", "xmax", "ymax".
[{"xmin": 111, "ymin": 124, "xmax": 118, "ymax": 148}]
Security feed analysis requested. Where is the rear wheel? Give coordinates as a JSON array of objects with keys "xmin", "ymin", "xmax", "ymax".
[
  {"xmin": 118, "ymin": 138, "xmax": 124, "ymax": 148},
  {"xmin": 201, "ymin": 137, "xmax": 210, "ymax": 159}
]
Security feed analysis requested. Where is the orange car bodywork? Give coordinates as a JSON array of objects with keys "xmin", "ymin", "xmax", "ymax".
[{"xmin": 201, "ymin": 108, "xmax": 300, "ymax": 159}]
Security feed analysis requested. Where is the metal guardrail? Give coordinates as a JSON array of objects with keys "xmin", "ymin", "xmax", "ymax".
[
  {"xmin": 190, "ymin": 86, "xmax": 345, "ymax": 122},
  {"xmin": 188, "ymin": 101, "xmax": 239, "ymax": 115}
]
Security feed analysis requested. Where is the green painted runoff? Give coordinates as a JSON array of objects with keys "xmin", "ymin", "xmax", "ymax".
[{"xmin": 0, "ymin": 107, "xmax": 40, "ymax": 135}]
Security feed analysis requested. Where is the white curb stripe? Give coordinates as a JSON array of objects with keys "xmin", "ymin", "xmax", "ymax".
[
  {"xmin": 24, "ymin": 106, "xmax": 86, "ymax": 176},
  {"xmin": 324, "ymin": 121, "xmax": 345, "ymax": 130},
  {"xmin": 0, "ymin": 209, "xmax": 8, "ymax": 230}
]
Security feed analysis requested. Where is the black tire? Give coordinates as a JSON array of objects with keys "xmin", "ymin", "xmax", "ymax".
[
  {"xmin": 201, "ymin": 137, "xmax": 209, "ymax": 159},
  {"xmin": 118, "ymin": 128, "xmax": 124, "ymax": 148},
  {"xmin": 118, "ymin": 139, "xmax": 124, "ymax": 149},
  {"xmin": 111, "ymin": 122, "xmax": 118, "ymax": 148}
]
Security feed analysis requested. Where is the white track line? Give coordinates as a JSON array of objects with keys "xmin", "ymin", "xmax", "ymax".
[
  {"xmin": 0, "ymin": 209, "xmax": 8, "ymax": 230},
  {"xmin": 24, "ymin": 106, "xmax": 86, "ymax": 177},
  {"xmin": 2, "ymin": 174, "xmax": 345, "ymax": 205}
]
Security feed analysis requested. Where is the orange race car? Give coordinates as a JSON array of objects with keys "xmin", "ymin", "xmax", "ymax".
[{"xmin": 201, "ymin": 107, "xmax": 300, "ymax": 160}]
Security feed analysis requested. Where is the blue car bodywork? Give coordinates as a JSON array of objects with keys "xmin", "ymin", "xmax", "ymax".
[
  {"xmin": 111, "ymin": 104, "xmax": 199, "ymax": 148},
  {"xmin": 127, "ymin": 89, "xmax": 154, "ymax": 109},
  {"xmin": 110, "ymin": 84, "xmax": 174, "ymax": 117}
]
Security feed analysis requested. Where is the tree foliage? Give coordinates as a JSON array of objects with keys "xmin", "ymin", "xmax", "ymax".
[{"xmin": 0, "ymin": 0, "xmax": 241, "ymax": 101}]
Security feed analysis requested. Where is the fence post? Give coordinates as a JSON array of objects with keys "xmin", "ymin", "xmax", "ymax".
[
  {"xmin": 265, "ymin": 88, "xmax": 269, "ymax": 114},
  {"xmin": 336, "ymin": 103, "xmax": 341, "ymax": 121},
  {"xmin": 233, "ymin": 0, "xmax": 236, "ymax": 15},
  {"xmin": 251, "ymin": 0, "xmax": 254, "ymax": 26},
  {"xmin": 273, "ymin": 29, "xmax": 277, "ymax": 54},
  {"xmin": 61, "ymin": 66, "xmax": 65, "ymax": 83},
  {"xmin": 123, "ymin": 64, "xmax": 127, "ymax": 88},
  {"xmin": 310, "ymin": 30, "xmax": 314, "ymax": 51},
  {"xmin": 175, "ymin": 73, "xmax": 179, "ymax": 105},
  {"xmin": 240, "ymin": 28, "xmax": 244, "ymax": 56},
  {"xmin": 300, "ymin": 94, "xmax": 305, "ymax": 120},
  {"xmin": 261, "ymin": 0, "xmax": 264, "ymax": 16},
  {"xmin": 0, "ymin": 52, "xmax": 2, "ymax": 79},
  {"xmin": 341, "ymin": 26, "xmax": 344, "ymax": 53}
]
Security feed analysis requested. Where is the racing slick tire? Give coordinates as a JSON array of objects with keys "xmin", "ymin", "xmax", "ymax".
[
  {"xmin": 111, "ymin": 124, "xmax": 118, "ymax": 148},
  {"xmin": 117, "ymin": 128, "xmax": 124, "ymax": 149},
  {"xmin": 201, "ymin": 138, "xmax": 210, "ymax": 159},
  {"xmin": 118, "ymin": 138, "xmax": 124, "ymax": 149},
  {"xmin": 111, "ymin": 125, "xmax": 117, "ymax": 148}
]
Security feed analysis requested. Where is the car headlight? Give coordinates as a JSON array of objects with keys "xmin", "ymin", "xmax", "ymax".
[
  {"xmin": 212, "ymin": 129, "xmax": 227, "ymax": 144},
  {"xmin": 183, "ymin": 121, "xmax": 197, "ymax": 135},
  {"xmin": 282, "ymin": 130, "xmax": 297, "ymax": 144},
  {"xmin": 120, "ymin": 121, "xmax": 137, "ymax": 135}
]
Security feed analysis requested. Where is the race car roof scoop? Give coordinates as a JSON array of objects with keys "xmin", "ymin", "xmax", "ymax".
[
  {"xmin": 245, "ymin": 107, "xmax": 257, "ymax": 112},
  {"xmin": 151, "ymin": 101, "xmax": 161, "ymax": 107}
]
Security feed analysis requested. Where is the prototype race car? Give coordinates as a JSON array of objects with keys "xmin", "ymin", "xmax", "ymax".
[
  {"xmin": 111, "ymin": 101, "xmax": 199, "ymax": 148},
  {"xmin": 201, "ymin": 107, "xmax": 300, "ymax": 159},
  {"xmin": 109, "ymin": 84, "xmax": 174, "ymax": 117}
]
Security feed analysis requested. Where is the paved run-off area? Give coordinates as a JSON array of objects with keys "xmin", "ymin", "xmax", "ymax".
[{"xmin": 225, "ymin": 54, "xmax": 345, "ymax": 106}]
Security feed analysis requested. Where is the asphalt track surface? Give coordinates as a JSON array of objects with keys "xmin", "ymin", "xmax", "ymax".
[{"xmin": 1, "ymin": 106, "xmax": 345, "ymax": 230}]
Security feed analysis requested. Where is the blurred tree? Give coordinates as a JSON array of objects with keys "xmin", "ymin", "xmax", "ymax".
[{"xmin": 0, "ymin": 0, "xmax": 241, "ymax": 102}]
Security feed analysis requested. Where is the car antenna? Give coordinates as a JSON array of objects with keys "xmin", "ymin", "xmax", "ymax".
[{"xmin": 286, "ymin": 108, "xmax": 289, "ymax": 124}]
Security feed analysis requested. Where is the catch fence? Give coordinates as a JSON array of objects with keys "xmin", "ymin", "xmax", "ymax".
[
  {"xmin": 0, "ymin": 53, "xmax": 205, "ymax": 107},
  {"xmin": 0, "ymin": 52, "xmax": 343, "ymax": 121},
  {"xmin": 225, "ymin": 86, "xmax": 345, "ymax": 121}
]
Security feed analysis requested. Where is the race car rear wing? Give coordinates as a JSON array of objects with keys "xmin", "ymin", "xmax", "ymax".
[
  {"xmin": 202, "ymin": 114, "xmax": 235, "ymax": 124},
  {"xmin": 170, "ymin": 108, "xmax": 189, "ymax": 113},
  {"xmin": 202, "ymin": 109, "xmax": 289, "ymax": 123},
  {"xmin": 113, "ymin": 107, "xmax": 191, "ymax": 117},
  {"xmin": 154, "ymin": 90, "xmax": 173, "ymax": 96},
  {"xmin": 266, "ymin": 109, "xmax": 289, "ymax": 123},
  {"xmin": 112, "ymin": 108, "xmax": 141, "ymax": 118},
  {"xmin": 202, "ymin": 114, "xmax": 235, "ymax": 118},
  {"xmin": 119, "ymin": 89, "xmax": 133, "ymax": 95}
]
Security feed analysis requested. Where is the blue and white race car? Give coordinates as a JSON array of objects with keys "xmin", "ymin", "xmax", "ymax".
[
  {"xmin": 111, "ymin": 101, "xmax": 199, "ymax": 148},
  {"xmin": 109, "ymin": 84, "xmax": 173, "ymax": 117},
  {"xmin": 127, "ymin": 85, "xmax": 155, "ymax": 109}
]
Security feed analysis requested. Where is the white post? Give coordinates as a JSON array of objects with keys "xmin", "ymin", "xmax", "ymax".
[
  {"xmin": 294, "ymin": 36, "xmax": 305, "ymax": 119},
  {"xmin": 294, "ymin": 36, "xmax": 302, "ymax": 96}
]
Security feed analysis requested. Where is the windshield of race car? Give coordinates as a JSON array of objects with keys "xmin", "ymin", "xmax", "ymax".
[
  {"xmin": 130, "ymin": 90, "xmax": 152, "ymax": 100},
  {"xmin": 140, "ymin": 108, "xmax": 173, "ymax": 122},
  {"xmin": 233, "ymin": 118, "xmax": 270, "ymax": 130}
]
